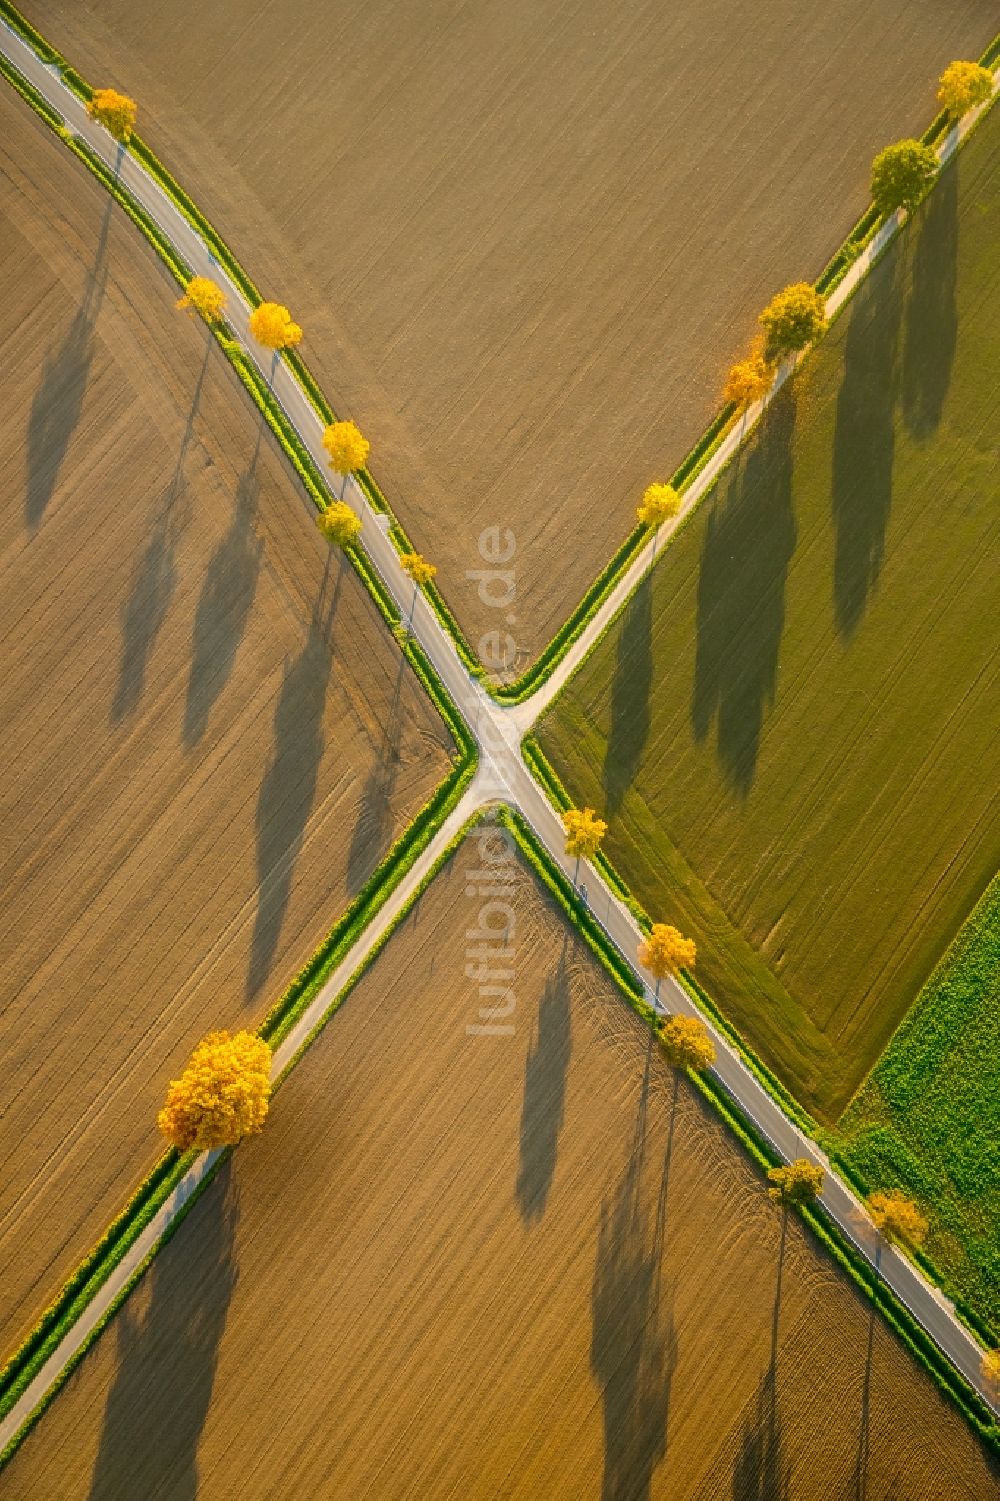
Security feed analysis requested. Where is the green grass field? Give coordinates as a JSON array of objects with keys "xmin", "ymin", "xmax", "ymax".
[
  {"xmin": 538, "ymin": 104, "xmax": 1000, "ymax": 1123},
  {"xmin": 833, "ymin": 874, "xmax": 1000, "ymax": 1340}
]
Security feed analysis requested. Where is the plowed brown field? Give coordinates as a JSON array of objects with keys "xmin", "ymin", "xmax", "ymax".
[
  {"xmin": 3, "ymin": 836, "xmax": 996, "ymax": 1499},
  {"xmin": 0, "ymin": 90, "xmax": 450, "ymax": 1360},
  {"xmin": 26, "ymin": 0, "xmax": 994, "ymax": 665}
]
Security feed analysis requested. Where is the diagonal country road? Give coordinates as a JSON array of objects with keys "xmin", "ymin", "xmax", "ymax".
[{"xmin": 0, "ymin": 16, "xmax": 996, "ymax": 1455}]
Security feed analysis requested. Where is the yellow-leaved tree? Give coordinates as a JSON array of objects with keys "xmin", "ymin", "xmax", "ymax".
[
  {"xmin": 767, "ymin": 1158, "xmax": 824, "ymax": 1208},
  {"xmin": 637, "ymin": 922, "xmax": 696, "ymax": 1004},
  {"xmin": 86, "ymin": 87, "xmax": 137, "ymax": 143},
  {"xmin": 400, "ymin": 551, "xmax": 437, "ymax": 627},
  {"xmin": 723, "ymin": 340, "xmax": 774, "ymax": 412},
  {"xmin": 636, "ymin": 483, "xmax": 680, "ymax": 558},
  {"xmin": 316, "ymin": 500, "xmax": 362, "ymax": 549},
  {"xmin": 249, "ymin": 301, "xmax": 303, "ymax": 353},
  {"xmin": 869, "ymin": 1189, "xmax": 928, "ymax": 1262},
  {"xmin": 157, "ymin": 1029, "xmax": 272, "ymax": 1151},
  {"xmin": 659, "ymin": 1012, "xmax": 715, "ymax": 1073},
  {"xmin": 937, "ymin": 60, "xmax": 993, "ymax": 119},
  {"xmin": 982, "ymin": 1348, "xmax": 1000, "ymax": 1400},
  {"xmin": 759, "ymin": 282, "xmax": 828, "ymax": 360},
  {"xmin": 176, "ymin": 275, "xmax": 227, "ymax": 326},
  {"xmin": 322, "ymin": 420, "xmax": 370, "ymax": 497},
  {"xmin": 562, "ymin": 805, "xmax": 607, "ymax": 886}
]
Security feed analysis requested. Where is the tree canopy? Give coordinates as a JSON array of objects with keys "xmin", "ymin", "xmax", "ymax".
[
  {"xmin": 937, "ymin": 60, "xmax": 993, "ymax": 119},
  {"xmin": 638, "ymin": 923, "xmax": 696, "ymax": 979},
  {"xmin": 767, "ymin": 1158, "xmax": 824, "ymax": 1207},
  {"xmin": 86, "ymin": 87, "xmax": 137, "ymax": 143},
  {"xmin": 869, "ymin": 1189, "xmax": 929, "ymax": 1248},
  {"xmin": 636, "ymin": 482, "xmax": 680, "ymax": 529},
  {"xmin": 759, "ymin": 282, "xmax": 828, "ymax": 359},
  {"xmin": 157, "ymin": 1029, "xmax": 272, "ymax": 1151},
  {"xmin": 176, "ymin": 276, "xmax": 227, "ymax": 325},
  {"xmin": 659, "ymin": 1013, "xmax": 715, "ymax": 1072},
  {"xmin": 723, "ymin": 342, "xmax": 774, "ymax": 410},
  {"xmin": 870, "ymin": 140, "xmax": 937, "ymax": 218},
  {"xmin": 249, "ymin": 301, "xmax": 303, "ymax": 351},
  {"xmin": 562, "ymin": 806, "xmax": 607, "ymax": 860},
  {"xmin": 400, "ymin": 551, "xmax": 437, "ymax": 587},
  {"xmin": 322, "ymin": 420, "xmax": 370, "ymax": 477},
  {"xmin": 316, "ymin": 500, "xmax": 362, "ymax": 549}
]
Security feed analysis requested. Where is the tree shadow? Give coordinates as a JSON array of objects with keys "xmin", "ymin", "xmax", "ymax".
[
  {"xmin": 516, "ymin": 938, "xmax": 572, "ymax": 1223},
  {"xmin": 591, "ymin": 1030, "xmax": 677, "ymax": 1501},
  {"xmin": 852, "ymin": 1246, "xmax": 879, "ymax": 1501},
  {"xmin": 901, "ymin": 149, "xmax": 958, "ymax": 442},
  {"xmin": 110, "ymin": 338, "xmax": 213, "ymax": 723},
  {"xmin": 345, "ymin": 652, "xmax": 406, "ymax": 895},
  {"xmin": 831, "ymin": 252, "xmax": 904, "ymax": 640},
  {"xmin": 602, "ymin": 572, "xmax": 653, "ymax": 817},
  {"xmin": 86, "ymin": 1161, "xmax": 239, "ymax": 1501},
  {"xmin": 246, "ymin": 554, "xmax": 343, "ymax": 999},
  {"xmin": 732, "ymin": 1208, "xmax": 791, "ymax": 1501},
  {"xmin": 182, "ymin": 415, "xmax": 267, "ymax": 748},
  {"xmin": 691, "ymin": 387, "xmax": 797, "ymax": 797},
  {"xmin": 26, "ymin": 196, "xmax": 114, "ymax": 532}
]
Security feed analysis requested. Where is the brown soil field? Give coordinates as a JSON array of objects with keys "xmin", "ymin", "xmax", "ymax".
[
  {"xmin": 27, "ymin": 0, "xmax": 994, "ymax": 667},
  {"xmin": 0, "ymin": 89, "xmax": 450, "ymax": 1361},
  {"xmin": 3, "ymin": 836, "xmax": 996, "ymax": 1500}
]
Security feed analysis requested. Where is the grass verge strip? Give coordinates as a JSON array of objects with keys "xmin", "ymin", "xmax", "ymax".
[
  {"xmin": 3, "ymin": 1, "xmax": 996, "ymax": 704},
  {"xmin": 497, "ymin": 805, "xmax": 1000, "ymax": 1456},
  {"xmin": 0, "ymin": 809, "xmax": 488, "ymax": 1472},
  {"xmin": 0, "ymin": 36, "xmax": 477, "ymax": 1433}
]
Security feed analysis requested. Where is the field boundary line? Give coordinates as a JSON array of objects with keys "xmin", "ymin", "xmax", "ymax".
[
  {"xmin": 1, "ymin": 6, "xmax": 998, "ymax": 1463},
  {"xmin": 497, "ymin": 807, "xmax": 1000, "ymax": 1449},
  {"xmin": 0, "ymin": 784, "xmax": 488, "ymax": 1469}
]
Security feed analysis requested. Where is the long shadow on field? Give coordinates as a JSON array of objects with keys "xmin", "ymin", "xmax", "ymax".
[
  {"xmin": 25, "ymin": 196, "xmax": 113, "ymax": 532},
  {"xmin": 831, "ymin": 249, "xmax": 904, "ymax": 640},
  {"xmin": 246, "ymin": 554, "xmax": 343, "ymax": 999},
  {"xmin": 182, "ymin": 415, "xmax": 267, "ymax": 748},
  {"xmin": 901, "ymin": 148, "xmax": 958, "ymax": 442},
  {"xmin": 692, "ymin": 387, "xmax": 797, "ymax": 796},
  {"xmin": 345, "ymin": 651, "xmax": 406, "ymax": 895},
  {"xmin": 516, "ymin": 937, "xmax": 572, "ymax": 1223},
  {"xmin": 732, "ymin": 1208, "xmax": 791, "ymax": 1501},
  {"xmin": 851, "ymin": 1254, "xmax": 878, "ymax": 1501},
  {"xmin": 111, "ymin": 338, "xmax": 213, "ymax": 722},
  {"xmin": 591, "ymin": 1029, "xmax": 677, "ymax": 1500},
  {"xmin": 602, "ymin": 572, "xmax": 653, "ymax": 816},
  {"xmin": 86, "ymin": 1161, "xmax": 238, "ymax": 1501}
]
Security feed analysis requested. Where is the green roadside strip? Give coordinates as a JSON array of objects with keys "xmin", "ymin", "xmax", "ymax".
[
  {"xmin": 0, "ymin": 33, "xmax": 478, "ymax": 1452},
  {"xmin": 522, "ymin": 734, "xmax": 818, "ymax": 1135},
  {"xmin": 0, "ymin": 809, "xmax": 489, "ymax": 1471},
  {"xmin": 3, "ymin": 0, "xmax": 997, "ymax": 703},
  {"xmin": 497, "ymin": 805, "xmax": 1000, "ymax": 1456}
]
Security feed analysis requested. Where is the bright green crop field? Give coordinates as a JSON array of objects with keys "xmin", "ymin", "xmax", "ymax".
[
  {"xmin": 538, "ymin": 104, "xmax": 1000, "ymax": 1125},
  {"xmin": 833, "ymin": 874, "xmax": 1000, "ymax": 1341}
]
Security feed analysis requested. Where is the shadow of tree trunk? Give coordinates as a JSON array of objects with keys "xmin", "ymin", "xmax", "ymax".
[
  {"xmin": 691, "ymin": 386, "xmax": 797, "ymax": 797},
  {"xmin": 852, "ymin": 1242, "xmax": 880, "ymax": 1501},
  {"xmin": 602, "ymin": 572, "xmax": 653, "ymax": 817},
  {"xmin": 26, "ymin": 196, "xmax": 114, "ymax": 532},
  {"xmin": 591, "ymin": 1030, "xmax": 677, "ymax": 1500},
  {"xmin": 246, "ymin": 553, "xmax": 343, "ymax": 999},
  {"xmin": 901, "ymin": 149, "xmax": 959, "ymax": 442},
  {"xmin": 831, "ymin": 249, "xmax": 904, "ymax": 639},
  {"xmin": 86, "ymin": 1161, "xmax": 238, "ymax": 1501},
  {"xmin": 516, "ymin": 937, "xmax": 572, "ymax": 1223},
  {"xmin": 732, "ymin": 1207, "xmax": 791, "ymax": 1501},
  {"xmin": 182, "ymin": 412, "xmax": 267, "ymax": 748},
  {"xmin": 110, "ymin": 337, "xmax": 213, "ymax": 723},
  {"xmin": 345, "ymin": 651, "xmax": 407, "ymax": 895}
]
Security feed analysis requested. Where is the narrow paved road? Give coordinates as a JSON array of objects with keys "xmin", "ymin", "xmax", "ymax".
[{"xmin": 1, "ymin": 17, "xmax": 996, "ymax": 1454}]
